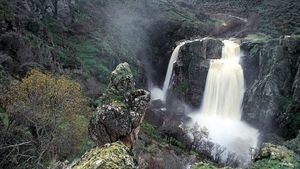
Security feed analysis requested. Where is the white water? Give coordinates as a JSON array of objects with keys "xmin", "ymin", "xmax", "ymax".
[
  {"xmin": 151, "ymin": 38, "xmax": 207, "ymax": 101},
  {"xmin": 150, "ymin": 43, "xmax": 185, "ymax": 101},
  {"xmin": 190, "ymin": 40, "xmax": 259, "ymax": 164}
]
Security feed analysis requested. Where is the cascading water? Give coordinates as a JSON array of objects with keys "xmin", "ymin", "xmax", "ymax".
[
  {"xmin": 150, "ymin": 43, "xmax": 185, "ymax": 101},
  {"xmin": 162, "ymin": 44, "xmax": 184, "ymax": 97},
  {"xmin": 151, "ymin": 38, "xmax": 207, "ymax": 101},
  {"xmin": 190, "ymin": 40, "xmax": 259, "ymax": 164}
]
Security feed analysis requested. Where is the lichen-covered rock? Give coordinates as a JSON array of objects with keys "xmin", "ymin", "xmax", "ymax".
[
  {"xmin": 73, "ymin": 141, "xmax": 136, "ymax": 169},
  {"xmin": 104, "ymin": 62, "xmax": 135, "ymax": 102},
  {"xmin": 89, "ymin": 63, "xmax": 150, "ymax": 148},
  {"xmin": 253, "ymin": 143, "xmax": 295, "ymax": 168},
  {"xmin": 170, "ymin": 38, "xmax": 223, "ymax": 107}
]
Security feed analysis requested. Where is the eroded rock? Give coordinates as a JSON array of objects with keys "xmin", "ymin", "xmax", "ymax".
[{"xmin": 89, "ymin": 62, "xmax": 150, "ymax": 148}]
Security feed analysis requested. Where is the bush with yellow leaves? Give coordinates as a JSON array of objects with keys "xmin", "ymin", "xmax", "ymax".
[{"xmin": 2, "ymin": 70, "xmax": 91, "ymax": 168}]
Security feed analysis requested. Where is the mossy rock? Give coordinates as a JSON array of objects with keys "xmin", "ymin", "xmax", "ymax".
[
  {"xmin": 103, "ymin": 62, "xmax": 135, "ymax": 103},
  {"xmin": 250, "ymin": 143, "xmax": 296, "ymax": 168},
  {"xmin": 73, "ymin": 141, "xmax": 136, "ymax": 169}
]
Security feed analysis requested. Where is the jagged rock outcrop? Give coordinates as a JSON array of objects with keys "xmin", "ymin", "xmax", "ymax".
[
  {"xmin": 241, "ymin": 37, "xmax": 300, "ymax": 135},
  {"xmin": 89, "ymin": 63, "xmax": 150, "ymax": 148},
  {"xmin": 72, "ymin": 141, "xmax": 136, "ymax": 169},
  {"xmin": 170, "ymin": 38, "xmax": 223, "ymax": 107}
]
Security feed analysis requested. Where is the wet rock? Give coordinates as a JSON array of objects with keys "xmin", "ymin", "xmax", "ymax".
[
  {"xmin": 242, "ymin": 37, "xmax": 300, "ymax": 132},
  {"xmin": 170, "ymin": 38, "xmax": 223, "ymax": 107},
  {"xmin": 89, "ymin": 62, "xmax": 150, "ymax": 148},
  {"xmin": 73, "ymin": 141, "xmax": 136, "ymax": 169}
]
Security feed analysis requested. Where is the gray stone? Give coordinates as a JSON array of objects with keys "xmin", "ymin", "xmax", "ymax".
[
  {"xmin": 242, "ymin": 38, "xmax": 300, "ymax": 131},
  {"xmin": 170, "ymin": 38, "xmax": 223, "ymax": 107}
]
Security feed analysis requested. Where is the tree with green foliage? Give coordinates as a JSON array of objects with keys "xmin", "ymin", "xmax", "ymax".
[{"xmin": 1, "ymin": 70, "xmax": 91, "ymax": 168}]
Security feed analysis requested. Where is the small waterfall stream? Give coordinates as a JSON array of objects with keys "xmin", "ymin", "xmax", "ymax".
[
  {"xmin": 151, "ymin": 38, "xmax": 207, "ymax": 101},
  {"xmin": 162, "ymin": 43, "xmax": 185, "ymax": 97}
]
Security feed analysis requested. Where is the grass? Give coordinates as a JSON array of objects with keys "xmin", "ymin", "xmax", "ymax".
[
  {"xmin": 245, "ymin": 33, "xmax": 272, "ymax": 41},
  {"xmin": 141, "ymin": 122, "xmax": 161, "ymax": 140}
]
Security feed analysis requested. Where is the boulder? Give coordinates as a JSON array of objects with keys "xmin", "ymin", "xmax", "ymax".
[
  {"xmin": 89, "ymin": 62, "xmax": 150, "ymax": 148},
  {"xmin": 72, "ymin": 141, "xmax": 136, "ymax": 169}
]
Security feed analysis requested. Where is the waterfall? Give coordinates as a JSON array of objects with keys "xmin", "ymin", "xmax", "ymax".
[
  {"xmin": 151, "ymin": 38, "xmax": 207, "ymax": 101},
  {"xmin": 190, "ymin": 40, "xmax": 259, "ymax": 164},
  {"xmin": 162, "ymin": 43, "xmax": 185, "ymax": 96},
  {"xmin": 201, "ymin": 40, "xmax": 244, "ymax": 120},
  {"xmin": 150, "ymin": 42, "xmax": 185, "ymax": 101}
]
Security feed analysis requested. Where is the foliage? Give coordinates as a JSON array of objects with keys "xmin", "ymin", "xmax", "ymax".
[
  {"xmin": 141, "ymin": 122, "xmax": 161, "ymax": 140},
  {"xmin": 249, "ymin": 159, "xmax": 291, "ymax": 169},
  {"xmin": 285, "ymin": 131, "xmax": 300, "ymax": 154},
  {"xmin": 0, "ymin": 107, "xmax": 8, "ymax": 128},
  {"xmin": 191, "ymin": 162, "xmax": 221, "ymax": 169},
  {"xmin": 250, "ymin": 143, "xmax": 296, "ymax": 169},
  {"xmin": 179, "ymin": 79, "xmax": 190, "ymax": 92},
  {"xmin": 1, "ymin": 69, "xmax": 91, "ymax": 168},
  {"xmin": 249, "ymin": 45, "xmax": 260, "ymax": 57},
  {"xmin": 245, "ymin": 33, "xmax": 272, "ymax": 41},
  {"xmin": 0, "ymin": 1, "xmax": 15, "ymax": 21}
]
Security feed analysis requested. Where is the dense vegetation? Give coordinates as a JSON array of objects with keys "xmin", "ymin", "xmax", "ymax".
[
  {"xmin": 0, "ymin": 0, "xmax": 299, "ymax": 168},
  {"xmin": 0, "ymin": 70, "xmax": 91, "ymax": 168}
]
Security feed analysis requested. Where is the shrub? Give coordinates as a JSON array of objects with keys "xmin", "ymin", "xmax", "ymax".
[{"xmin": 2, "ymin": 70, "xmax": 91, "ymax": 168}]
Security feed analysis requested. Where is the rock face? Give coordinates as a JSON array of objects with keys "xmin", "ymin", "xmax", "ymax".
[
  {"xmin": 241, "ymin": 37, "xmax": 300, "ymax": 134},
  {"xmin": 73, "ymin": 141, "xmax": 136, "ymax": 169},
  {"xmin": 89, "ymin": 63, "xmax": 150, "ymax": 148},
  {"xmin": 170, "ymin": 38, "xmax": 223, "ymax": 107}
]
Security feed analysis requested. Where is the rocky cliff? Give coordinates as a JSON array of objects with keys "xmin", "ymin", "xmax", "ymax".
[
  {"xmin": 241, "ymin": 37, "xmax": 300, "ymax": 137},
  {"xmin": 169, "ymin": 37, "xmax": 300, "ymax": 138}
]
